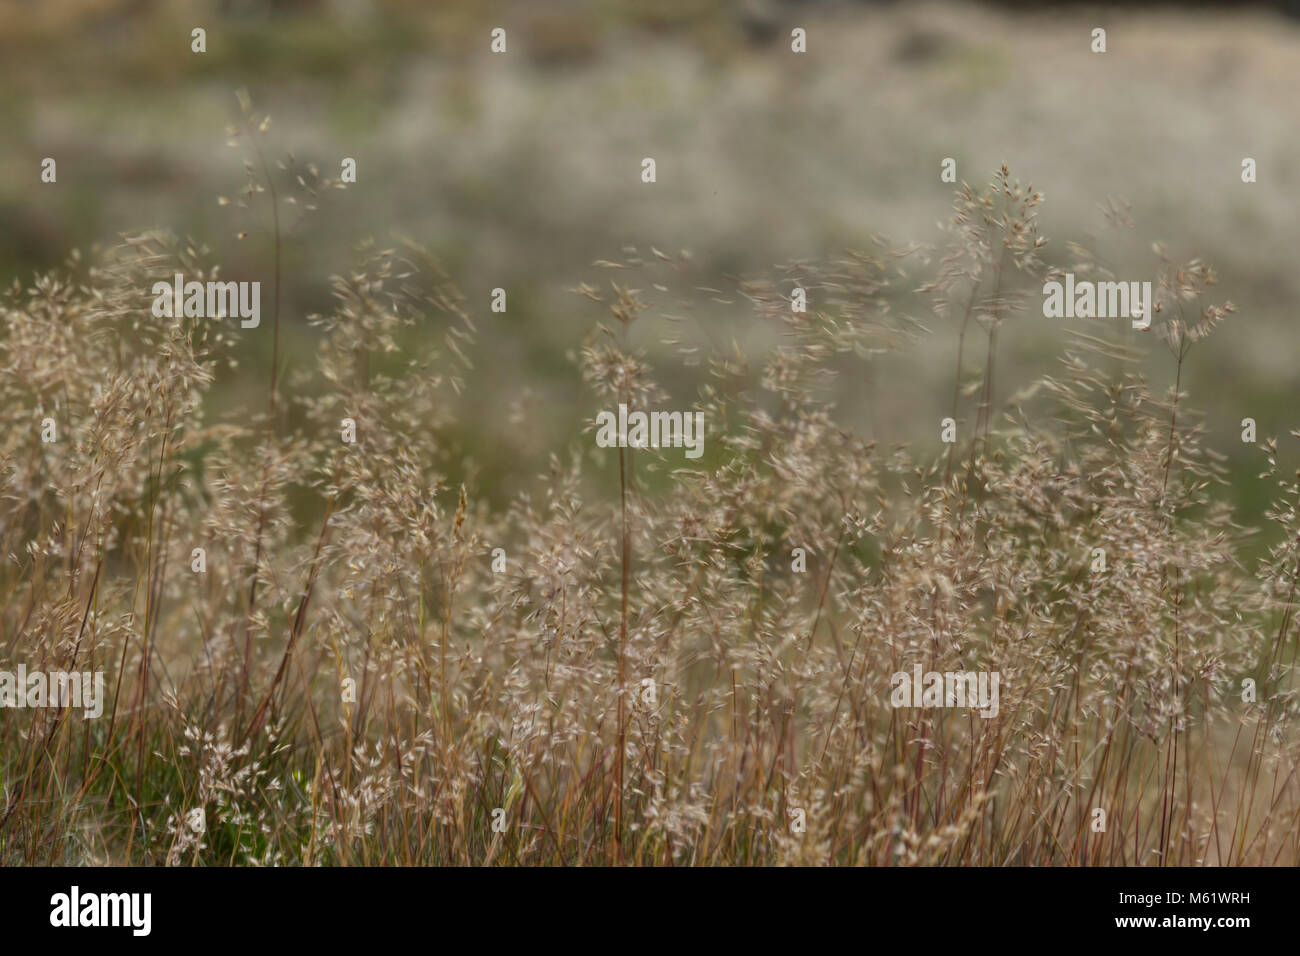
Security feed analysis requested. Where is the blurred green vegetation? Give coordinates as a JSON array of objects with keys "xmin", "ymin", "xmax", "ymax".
[{"xmin": 4, "ymin": 0, "xmax": 1300, "ymax": 559}]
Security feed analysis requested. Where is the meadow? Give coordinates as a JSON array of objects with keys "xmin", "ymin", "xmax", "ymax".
[
  {"xmin": 2, "ymin": 135, "xmax": 1297, "ymax": 863},
  {"xmin": 2, "ymin": 0, "xmax": 1299, "ymax": 867}
]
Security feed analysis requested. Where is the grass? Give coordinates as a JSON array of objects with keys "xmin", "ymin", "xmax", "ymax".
[{"xmin": 1, "ymin": 128, "xmax": 1297, "ymax": 865}]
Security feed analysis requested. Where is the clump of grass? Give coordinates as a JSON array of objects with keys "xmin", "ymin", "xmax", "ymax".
[{"xmin": 0, "ymin": 153, "xmax": 1295, "ymax": 866}]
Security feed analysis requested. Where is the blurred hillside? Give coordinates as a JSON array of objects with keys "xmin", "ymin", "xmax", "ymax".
[{"xmin": 3, "ymin": 0, "xmax": 1299, "ymax": 534}]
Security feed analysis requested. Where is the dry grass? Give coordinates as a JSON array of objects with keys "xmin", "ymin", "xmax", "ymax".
[{"xmin": 1, "ymin": 125, "xmax": 1296, "ymax": 865}]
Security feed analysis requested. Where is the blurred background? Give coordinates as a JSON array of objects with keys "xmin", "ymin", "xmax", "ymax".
[{"xmin": 3, "ymin": 0, "xmax": 1299, "ymax": 546}]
